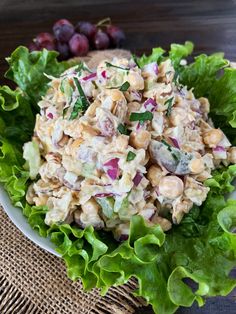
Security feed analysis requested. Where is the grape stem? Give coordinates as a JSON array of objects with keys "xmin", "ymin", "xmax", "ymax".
[{"xmin": 96, "ymin": 17, "xmax": 111, "ymax": 28}]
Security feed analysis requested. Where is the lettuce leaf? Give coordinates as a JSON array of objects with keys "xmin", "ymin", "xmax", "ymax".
[
  {"xmin": 137, "ymin": 47, "xmax": 165, "ymax": 68},
  {"xmin": 169, "ymin": 41, "xmax": 194, "ymax": 68},
  {"xmin": 137, "ymin": 41, "xmax": 193, "ymax": 69},
  {"xmin": 205, "ymin": 164, "xmax": 236, "ymax": 194},
  {"xmin": 180, "ymin": 53, "xmax": 228, "ymax": 96},
  {"xmin": 5, "ymin": 46, "xmax": 70, "ymax": 105},
  {"xmin": 209, "ymin": 68, "xmax": 236, "ymax": 128},
  {"xmin": 0, "ymin": 85, "xmax": 34, "ymax": 143}
]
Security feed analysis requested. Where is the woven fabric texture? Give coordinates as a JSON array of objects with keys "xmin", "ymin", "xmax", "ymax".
[{"xmin": 0, "ymin": 207, "xmax": 145, "ymax": 314}]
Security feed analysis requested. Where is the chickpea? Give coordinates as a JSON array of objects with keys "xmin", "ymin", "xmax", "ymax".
[
  {"xmin": 108, "ymin": 89, "xmax": 125, "ymax": 102},
  {"xmin": 169, "ymin": 108, "xmax": 186, "ymax": 126},
  {"xmin": 159, "ymin": 176, "xmax": 184, "ymax": 199},
  {"xmin": 203, "ymin": 129, "xmax": 223, "ymax": 147},
  {"xmin": 189, "ymin": 158, "xmax": 205, "ymax": 174},
  {"xmin": 129, "ymin": 130, "xmax": 151, "ymax": 149},
  {"xmin": 85, "ymin": 100, "xmax": 100, "ymax": 116},
  {"xmin": 80, "ymin": 198, "xmax": 104, "ymax": 229},
  {"xmin": 174, "ymin": 94, "xmax": 184, "ymax": 107},
  {"xmin": 228, "ymin": 147, "xmax": 236, "ymax": 164},
  {"xmin": 33, "ymin": 196, "xmax": 48, "ymax": 206},
  {"xmin": 116, "ymin": 135, "xmax": 129, "ymax": 151},
  {"xmin": 144, "ymin": 151, "xmax": 150, "ymax": 165},
  {"xmin": 80, "ymin": 123, "xmax": 99, "ymax": 137},
  {"xmin": 194, "ymin": 170, "xmax": 212, "ymax": 182},
  {"xmin": 26, "ymin": 184, "xmax": 35, "ymax": 205},
  {"xmin": 152, "ymin": 216, "xmax": 172, "ymax": 231},
  {"xmin": 81, "ymin": 198, "xmax": 100, "ymax": 213},
  {"xmin": 127, "ymin": 72, "xmax": 144, "ymax": 90},
  {"xmin": 176, "ymin": 198, "xmax": 193, "ymax": 214},
  {"xmin": 199, "ymin": 97, "xmax": 210, "ymax": 113},
  {"xmin": 71, "ymin": 138, "xmax": 84, "ymax": 149},
  {"xmin": 127, "ymin": 101, "xmax": 141, "ymax": 113},
  {"xmin": 147, "ymin": 165, "xmax": 163, "ymax": 186}
]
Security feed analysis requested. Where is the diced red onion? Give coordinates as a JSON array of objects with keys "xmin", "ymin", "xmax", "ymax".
[
  {"xmin": 103, "ymin": 158, "xmax": 119, "ymax": 180},
  {"xmin": 143, "ymin": 62, "xmax": 158, "ymax": 76},
  {"xmin": 155, "ymin": 187, "xmax": 160, "ymax": 196},
  {"xmin": 169, "ymin": 137, "xmax": 180, "ymax": 149},
  {"xmin": 213, "ymin": 146, "xmax": 227, "ymax": 159},
  {"xmin": 189, "ymin": 121, "xmax": 196, "ymax": 130},
  {"xmin": 144, "ymin": 190, "xmax": 151, "ymax": 200},
  {"xmin": 47, "ymin": 112, "xmax": 54, "ymax": 119},
  {"xmin": 107, "ymin": 168, "xmax": 119, "ymax": 180},
  {"xmin": 95, "ymin": 193, "xmax": 115, "ymax": 198},
  {"xmin": 153, "ymin": 63, "xmax": 158, "ymax": 75},
  {"xmin": 130, "ymin": 90, "xmax": 142, "ymax": 101},
  {"xmin": 104, "ymin": 158, "xmax": 119, "ymax": 168},
  {"xmin": 129, "ymin": 59, "xmax": 137, "ymax": 68},
  {"xmin": 144, "ymin": 98, "xmax": 157, "ymax": 112},
  {"xmin": 99, "ymin": 116, "xmax": 115, "ymax": 137},
  {"xmin": 214, "ymin": 145, "xmax": 225, "ymax": 152},
  {"xmin": 101, "ymin": 70, "xmax": 107, "ymax": 79},
  {"xmin": 133, "ymin": 172, "xmax": 143, "ymax": 186},
  {"xmin": 82, "ymin": 72, "xmax": 97, "ymax": 81}
]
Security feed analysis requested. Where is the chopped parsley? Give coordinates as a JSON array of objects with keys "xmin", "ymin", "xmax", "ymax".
[
  {"xmin": 127, "ymin": 151, "xmax": 136, "ymax": 161},
  {"xmin": 74, "ymin": 62, "xmax": 92, "ymax": 75},
  {"xmin": 173, "ymin": 71, "xmax": 179, "ymax": 84},
  {"xmin": 165, "ymin": 97, "xmax": 174, "ymax": 116},
  {"xmin": 117, "ymin": 123, "xmax": 128, "ymax": 135},
  {"xmin": 69, "ymin": 77, "xmax": 89, "ymax": 120},
  {"xmin": 161, "ymin": 139, "xmax": 179, "ymax": 161},
  {"xmin": 60, "ymin": 79, "xmax": 65, "ymax": 93},
  {"xmin": 131, "ymin": 54, "xmax": 141, "ymax": 68},
  {"xmin": 161, "ymin": 139, "xmax": 172, "ymax": 150},
  {"xmin": 130, "ymin": 111, "xmax": 153, "ymax": 122},
  {"xmin": 119, "ymin": 81, "xmax": 130, "ymax": 91},
  {"xmin": 107, "ymin": 81, "xmax": 130, "ymax": 91},
  {"xmin": 105, "ymin": 62, "xmax": 130, "ymax": 71},
  {"xmin": 62, "ymin": 107, "xmax": 69, "ymax": 119}
]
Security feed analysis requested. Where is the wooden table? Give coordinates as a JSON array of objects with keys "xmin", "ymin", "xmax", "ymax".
[{"xmin": 0, "ymin": 0, "xmax": 236, "ymax": 313}]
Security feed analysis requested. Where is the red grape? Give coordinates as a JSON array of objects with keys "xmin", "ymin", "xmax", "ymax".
[
  {"xmin": 34, "ymin": 33, "xmax": 54, "ymax": 46},
  {"xmin": 41, "ymin": 41, "xmax": 56, "ymax": 50},
  {"xmin": 93, "ymin": 30, "xmax": 110, "ymax": 50},
  {"xmin": 106, "ymin": 25, "xmax": 125, "ymax": 47},
  {"xmin": 69, "ymin": 33, "xmax": 89, "ymax": 56},
  {"xmin": 75, "ymin": 21, "xmax": 97, "ymax": 41},
  {"xmin": 53, "ymin": 19, "xmax": 74, "ymax": 42},
  {"xmin": 29, "ymin": 42, "xmax": 38, "ymax": 52},
  {"xmin": 34, "ymin": 32, "xmax": 56, "ymax": 50},
  {"xmin": 56, "ymin": 41, "xmax": 71, "ymax": 60}
]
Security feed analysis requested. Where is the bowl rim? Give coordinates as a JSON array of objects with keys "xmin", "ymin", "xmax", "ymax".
[{"xmin": 0, "ymin": 184, "xmax": 60, "ymax": 257}]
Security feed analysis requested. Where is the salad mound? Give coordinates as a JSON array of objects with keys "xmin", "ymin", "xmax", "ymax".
[
  {"xmin": 23, "ymin": 54, "xmax": 235, "ymax": 242},
  {"xmin": 1, "ymin": 42, "xmax": 236, "ymax": 314}
]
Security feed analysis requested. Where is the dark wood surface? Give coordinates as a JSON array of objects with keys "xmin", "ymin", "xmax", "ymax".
[
  {"xmin": 1, "ymin": 0, "xmax": 236, "ymax": 313},
  {"xmin": 1, "ymin": 0, "xmax": 236, "ymax": 83}
]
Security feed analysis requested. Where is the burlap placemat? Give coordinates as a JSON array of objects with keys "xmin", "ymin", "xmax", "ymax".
[{"xmin": 0, "ymin": 206, "xmax": 146, "ymax": 314}]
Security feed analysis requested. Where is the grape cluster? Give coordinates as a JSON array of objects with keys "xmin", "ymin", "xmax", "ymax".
[{"xmin": 29, "ymin": 18, "xmax": 125, "ymax": 60}]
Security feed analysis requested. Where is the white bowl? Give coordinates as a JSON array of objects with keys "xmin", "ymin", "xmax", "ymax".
[{"xmin": 0, "ymin": 184, "xmax": 60, "ymax": 257}]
